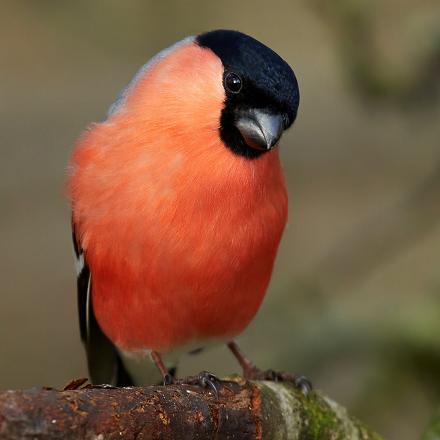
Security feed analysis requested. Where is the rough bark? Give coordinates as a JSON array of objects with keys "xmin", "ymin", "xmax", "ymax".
[{"xmin": 0, "ymin": 377, "xmax": 382, "ymax": 440}]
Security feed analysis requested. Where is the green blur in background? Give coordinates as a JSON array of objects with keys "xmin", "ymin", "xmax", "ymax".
[{"xmin": 0, "ymin": 1, "xmax": 439, "ymax": 439}]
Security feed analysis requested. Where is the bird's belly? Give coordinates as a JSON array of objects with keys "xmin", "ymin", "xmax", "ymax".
[
  {"xmin": 92, "ymin": 240, "xmax": 275, "ymax": 353},
  {"xmin": 91, "ymin": 208, "xmax": 284, "ymax": 353},
  {"xmin": 90, "ymin": 162, "xmax": 287, "ymax": 354}
]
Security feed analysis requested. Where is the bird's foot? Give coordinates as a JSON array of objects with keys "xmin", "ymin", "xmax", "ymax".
[
  {"xmin": 243, "ymin": 366, "xmax": 312, "ymax": 396},
  {"xmin": 162, "ymin": 373, "xmax": 174, "ymax": 386},
  {"xmin": 177, "ymin": 371, "xmax": 228, "ymax": 399},
  {"xmin": 227, "ymin": 341, "xmax": 312, "ymax": 396}
]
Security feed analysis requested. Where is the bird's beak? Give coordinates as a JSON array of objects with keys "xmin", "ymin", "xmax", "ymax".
[{"xmin": 235, "ymin": 109, "xmax": 284, "ymax": 151}]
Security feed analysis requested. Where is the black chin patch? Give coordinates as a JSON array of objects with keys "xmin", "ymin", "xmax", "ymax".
[
  {"xmin": 219, "ymin": 106, "xmax": 267, "ymax": 159},
  {"xmin": 197, "ymin": 29, "xmax": 299, "ymax": 159}
]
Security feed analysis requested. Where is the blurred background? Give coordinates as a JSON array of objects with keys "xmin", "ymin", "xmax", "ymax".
[{"xmin": 1, "ymin": 1, "xmax": 439, "ymax": 438}]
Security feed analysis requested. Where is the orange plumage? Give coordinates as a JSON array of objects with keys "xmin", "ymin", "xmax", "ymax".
[{"xmin": 67, "ymin": 41, "xmax": 288, "ymax": 354}]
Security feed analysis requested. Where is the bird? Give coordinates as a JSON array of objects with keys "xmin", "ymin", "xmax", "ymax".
[{"xmin": 66, "ymin": 29, "xmax": 310, "ymax": 392}]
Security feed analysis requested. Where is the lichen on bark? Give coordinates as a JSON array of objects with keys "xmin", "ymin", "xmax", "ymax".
[{"xmin": 256, "ymin": 381, "xmax": 383, "ymax": 440}]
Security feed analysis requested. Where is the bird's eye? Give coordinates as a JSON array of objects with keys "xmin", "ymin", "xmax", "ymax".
[{"xmin": 224, "ymin": 71, "xmax": 243, "ymax": 94}]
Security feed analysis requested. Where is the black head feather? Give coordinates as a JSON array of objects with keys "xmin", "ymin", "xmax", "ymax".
[{"xmin": 197, "ymin": 30, "xmax": 299, "ymax": 158}]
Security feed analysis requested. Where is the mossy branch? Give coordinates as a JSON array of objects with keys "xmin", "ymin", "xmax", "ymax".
[{"xmin": 0, "ymin": 377, "xmax": 382, "ymax": 439}]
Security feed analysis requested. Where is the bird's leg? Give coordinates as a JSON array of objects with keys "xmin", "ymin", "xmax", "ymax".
[
  {"xmin": 227, "ymin": 341, "xmax": 262, "ymax": 379},
  {"xmin": 151, "ymin": 351, "xmax": 174, "ymax": 385},
  {"xmin": 227, "ymin": 341, "xmax": 313, "ymax": 395}
]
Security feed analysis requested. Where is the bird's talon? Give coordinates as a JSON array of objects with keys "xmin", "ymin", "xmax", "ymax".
[
  {"xmin": 294, "ymin": 375, "xmax": 313, "ymax": 396},
  {"xmin": 266, "ymin": 369, "xmax": 277, "ymax": 381},
  {"xmin": 163, "ymin": 373, "xmax": 174, "ymax": 386},
  {"xmin": 198, "ymin": 371, "xmax": 220, "ymax": 398},
  {"xmin": 242, "ymin": 365, "xmax": 312, "ymax": 396},
  {"xmin": 178, "ymin": 371, "xmax": 222, "ymax": 399}
]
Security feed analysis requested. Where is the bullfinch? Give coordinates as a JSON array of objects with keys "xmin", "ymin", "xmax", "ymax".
[{"xmin": 67, "ymin": 29, "xmax": 309, "ymax": 392}]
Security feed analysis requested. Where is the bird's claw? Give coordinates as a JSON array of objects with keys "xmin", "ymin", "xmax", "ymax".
[
  {"xmin": 244, "ymin": 367, "xmax": 312, "ymax": 396},
  {"xmin": 198, "ymin": 371, "xmax": 220, "ymax": 398},
  {"xmin": 178, "ymin": 371, "xmax": 225, "ymax": 399},
  {"xmin": 162, "ymin": 373, "xmax": 174, "ymax": 386},
  {"xmin": 293, "ymin": 375, "xmax": 313, "ymax": 396}
]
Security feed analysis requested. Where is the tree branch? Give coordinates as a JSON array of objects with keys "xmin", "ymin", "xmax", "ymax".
[{"xmin": 0, "ymin": 377, "xmax": 382, "ymax": 439}]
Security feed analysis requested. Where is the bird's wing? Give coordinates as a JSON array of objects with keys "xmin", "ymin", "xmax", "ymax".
[{"xmin": 72, "ymin": 221, "xmax": 134, "ymax": 386}]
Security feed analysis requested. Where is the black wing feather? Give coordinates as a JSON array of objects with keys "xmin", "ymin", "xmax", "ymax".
[
  {"xmin": 72, "ymin": 222, "xmax": 134, "ymax": 386},
  {"xmin": 73, "ymin": 228, "xmax": 89, "ymax": 342}
]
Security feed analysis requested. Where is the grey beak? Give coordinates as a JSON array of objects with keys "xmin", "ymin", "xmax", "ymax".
[{"xmin": 235, "ymin": 109, "xmax": 284, "ymax": 151}]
